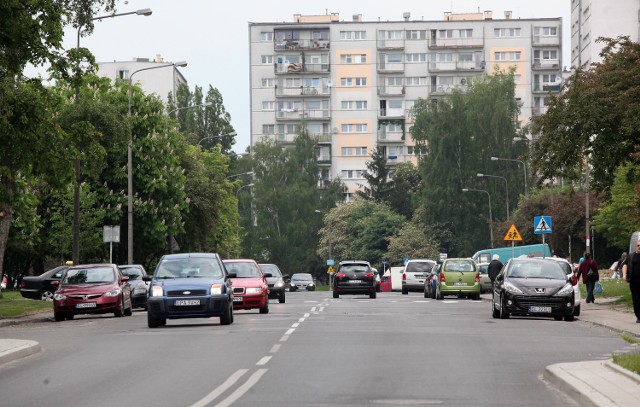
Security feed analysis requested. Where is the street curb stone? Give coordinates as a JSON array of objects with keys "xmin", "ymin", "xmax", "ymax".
[{"xmin": 0, "ymin": 339, "xmax": 41, "ymax": 366}]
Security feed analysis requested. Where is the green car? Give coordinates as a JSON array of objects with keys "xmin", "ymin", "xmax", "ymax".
[{"xmin": 435, "ymin": 258, "xmax": 481, "ymax": 300}]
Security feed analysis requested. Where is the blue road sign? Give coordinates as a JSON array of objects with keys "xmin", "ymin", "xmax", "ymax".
[
  {"xmin": 327, "ymin": 259, "xmax": 334, "ymax": 266},
  {"xmin": 533, "ymin": 216, "xmax": 552, "ymax": 234}
]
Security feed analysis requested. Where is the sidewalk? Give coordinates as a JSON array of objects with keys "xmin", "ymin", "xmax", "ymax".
[{"xmin": 1, "ymin": 299, "xmax": 640, "ymax": 406}]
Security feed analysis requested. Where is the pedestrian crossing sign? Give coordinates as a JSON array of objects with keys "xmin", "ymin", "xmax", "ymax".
[
  {"xmin": 533, "ymin": 216, "xmax": 552, "ymax": 234},
  {"xmin": 503, "ymin": 224, "xmax": 523, "ymax": 241}
]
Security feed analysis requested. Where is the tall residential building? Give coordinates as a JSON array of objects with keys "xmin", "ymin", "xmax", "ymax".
[
  {"xmin": 249, "ymin": 11, "xmax": 562, "ymax": 200},
  {"xmin": 571, "ymin": 0, "xmax": 640, "ymax": 69}
]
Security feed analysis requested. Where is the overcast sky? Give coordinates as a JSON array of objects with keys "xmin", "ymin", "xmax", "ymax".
[{"xmin": 34, "ymin": 0, "xmax": 571, "ymax": 154}]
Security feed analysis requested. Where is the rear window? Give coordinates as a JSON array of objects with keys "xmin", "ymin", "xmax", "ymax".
[
  {"xmin": 339, "ymin": 264, "xmax": 370, "ymax": 273},
  {"xmin": 444, "ymin": 260, "xmax": 475, "ymax": 273},
  {"xmin": 406, "ymin": 262, "xmax": 434, "ymax": 273}
]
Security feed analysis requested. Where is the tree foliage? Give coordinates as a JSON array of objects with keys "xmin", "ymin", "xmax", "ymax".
[
  {"xmin": 385, "ymin": 223, "xmax": 439, "ymax": 264},
  {"xmin": 357, "ymin": 146, "xmax": 391, "ymax": 202}
]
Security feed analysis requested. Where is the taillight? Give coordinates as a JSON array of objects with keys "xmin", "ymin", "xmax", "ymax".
[
  {"xmin": 439, "ymin": 273, "xmax": 445, "ymax": 282},
  {"xmin": 21, "ymin": 281, "xmax": 26, "ymax": 288},
  {"xmin": 364, "ymin": 273, "xmax": 374, "ymax": 278},
  {"xmin": 475, "ymin": 272, "xmax": 480, "ymax": 282},
  {"xmin": 402, "ymin": 273, "xmax": 406, "ymax": 281},
  {"xmin": 336, "ymin": 273, "xmax": 346, "ymax": 279}
]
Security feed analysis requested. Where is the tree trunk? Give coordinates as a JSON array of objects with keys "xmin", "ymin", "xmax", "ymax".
[{"xmin": 0, "ymin": 204, "xmax": 12, "ymax": 278}]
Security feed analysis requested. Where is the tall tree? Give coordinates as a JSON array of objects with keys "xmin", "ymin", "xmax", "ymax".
[{"xmin": 357, "ymin": 146, "xmax": 391, "ymax": 201}]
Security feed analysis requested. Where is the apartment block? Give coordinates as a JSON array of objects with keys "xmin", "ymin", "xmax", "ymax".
[{"xmin": 249, "ymin": 11, "xmax": 562, "ymax": 200}]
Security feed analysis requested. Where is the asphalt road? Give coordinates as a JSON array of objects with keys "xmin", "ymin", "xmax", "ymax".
[{"xmin": 0, "ymin": 291, "xmax": 627, "ymax": 407}]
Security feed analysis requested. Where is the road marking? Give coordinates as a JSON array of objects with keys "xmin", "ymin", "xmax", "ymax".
[
  {"xmin": 279, "ymin": 335, "xmax": 289, "ymax": 342},
  {"xmin": 291, "ymin": 323, "xmax": 300, "ymax": 328},
  {"xmin": 190, "ymin": 369, "xmax": 248, "ymax": 407},
  {"xmin": 285, "ymin": 328, "xmax": 295, "ymax": 335},
  {"xmin": 298, "ymin": 317, "xmax": 306, "ymax": 323},
  {"xmin": 311, "ymin": 307, "xmax": 317, "ymax": 312},
  {"xmin": 304, "ymin": 313, "xmax": 310, "ymax": 318},
  {"xmin": 256, "ymin": 356, "xmax": 271, "ymax": 366},
  {"xmin": 319, "ymin": 307, "xmax": 325, "ymax": 312},
  {"xmin": 270, "ymin": 344, "xmax": 281, "ymax": 353},
  {"xmin": 443, "ymin": 300, "xmax": 459, "ymax": 304},
  {"xmin": 215, "ymin": 369, "xmax": 268, "ymax": 407}
]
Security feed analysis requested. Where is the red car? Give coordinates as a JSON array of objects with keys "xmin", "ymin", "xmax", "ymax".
[
  {"xmin": 52, "ymin": 264, "xmax": 132, "ymax": 321},
  {"xmin": 222, "ymin": 259, "xmax": 270, "ymax": 314}
]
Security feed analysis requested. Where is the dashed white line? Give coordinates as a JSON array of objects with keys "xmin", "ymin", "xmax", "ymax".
[
  {"xmin": 319, "ymin": 307, "xmax": 325, "ymax": 312},
  {"xmin": 292, "ymin": 323, "xmax": 300, "ymax": 328},
  {"xmin": 285, "ymin": 328, "xmax": 295, "ymax": 335},
  {"xmin": 304, "ymin": 313, "xmax": 310, "ymax": 318},
  {"xmin": 270, "ymin": 344, "xmax": 281, "ymax": 353},
  {"xmin": 190, "ymin": 369, "xmax": 248, "ymax": 407},
  {"xmin": 215, "ymin": 369, "xmax": 268, "ymax": 407},
  {"xmin": 256, "ymin": 356, "xmax": 271, "ymax": 366},
  {"xmin": 279, "ymin": 335, "xmax": 289, "ymax": 342},
  {"xmin": 311, "ymin": 306, "xmax": 317, "ymax": 312}
]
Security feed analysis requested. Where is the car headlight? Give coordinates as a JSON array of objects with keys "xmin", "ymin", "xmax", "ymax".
[
  {"xmin": 308, "ymin": 282, "xmax": 315, "ymax": 286},
  {"xmin": 504, "ymin": 281, "xmax": 523, "ymax": 295},
  {"xmin": 246, "ymin": 287, "xmax": 263, "ymax": 294},
  {"xmin": 210, "ymin": 284, "xmax": 222, "ymax": 295},
  {"xmin": 53, "ymin": 293, "xmax": 66, "ymax": 301},
  {"xmin": 555, "ymin": 284, "xmax": 574, "ymax": 296},
  {"xmin": 104, "ymin": 288, "xmax": 122, "ymax": 297},
  {"xmin": 150, "ymin": 286, "xmax": 164, "ymax": 297},
  {"xmin": 275, "ymin": 280, "xmax": 284, "ymax": 288}
]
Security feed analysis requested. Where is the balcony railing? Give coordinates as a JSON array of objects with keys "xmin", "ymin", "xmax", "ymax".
[
  {"xmin": 377, "ymin": 39, "xmax": 405, "ymax": 49},
  {"xmin": 274, "ymin": 39, "xmax": 330, "ymax": 51},
  {"xmin": 533, "ymin": 83, "xmax": 561, "ymax": 92},
  {"xmin": 276, "ymin": 109, "xmax": 331, "ymax": 120},
  {"xmin": 532, "ymin": 35, "xmax": 560, "ymax": 47},
  {"xmin": 377, "ymin": 85, "xmax": 405, "ymax": 96},
  {"xmin": 377, "ymin": 62, "xmax": 405, "ymax": 73},
  {"xmin": 428, "ymin": 37, "xmax": 484, "ymax": 49},
  {"xmin": 430, "ymin": 83, "xmax": 469, "ymax": 95},
  {"xmin": 532, "ymin": 107, "xmax": 548, "ymax": 116},
  {"xmin": 275, "ymin": 62, "xmax": 330, "ymax": 74},
  {"xmin": 377, "ymin": 130, "xmax": 404, "ymax": 142},
  {"xmin": 532, "ymin": 60, "xmax": 560, "ymax": 70},
  {"xmin": 275, "ymin": 86, "xmax": 331, "ymax": 97}
]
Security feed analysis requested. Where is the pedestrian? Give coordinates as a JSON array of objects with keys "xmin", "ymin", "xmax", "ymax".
[
  {"xmin": 576, "ymin": 252, "xmax": 599, "ymax": 303},
  {"xmin": 614, "ymin": 252, "xmax": 627, "ymax": 279},
  {"xmin": 487, "ymin": 254, "xmax": 503, "ymax": 286},
  {"xmin": 622, "ymin": 242, "xmax": 640, "ymax": 323}
]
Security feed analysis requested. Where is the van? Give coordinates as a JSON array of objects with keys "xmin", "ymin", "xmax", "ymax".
[{"xmin": 472, "ymin": 243, "xmax": 551, "ymax": 265}]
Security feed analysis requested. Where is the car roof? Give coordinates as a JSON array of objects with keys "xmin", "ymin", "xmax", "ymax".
[
  {"xmin": 339, "ymin": 260, "xmax": 370, "ymax": 264},
  {"xmin": 161, "ymin": 253, "xmax": 220, "ymax": 260}
]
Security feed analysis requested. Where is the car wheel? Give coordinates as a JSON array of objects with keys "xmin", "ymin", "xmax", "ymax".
[
  {"xmin": 492, "ymin": 300, "xmax": 500, "ymax": 318},
  {"xmin": 54, "ymin": 312, "xmax": 65, "ymax": 322},
  {"xmin": 114, "ymin": 297, "xmax": 124, "ymax": 318},
  {"xmin": 147, "ymin": 312, "xmax": 161, "ymax": 328},
  {"xmin": 220, "ymin": 303, "xmax": 233, "ymax": 325},
  {"xmin": 474, "ymin": 293, "xmax": 481, "ymax": 301},
  {"xmin": 40, "ymin": 289, "xmax": 54, "ymax": 301},
  {"xmin": 333, "ymin": 291, "xmax": 339, "ymax": 298},
  {"xmin": 370, "ymin": 291, "xmax": 376, "ymax": 299},
  {"xmin": 564, "ymin": 315, "xmax": 575, "ymax": 322},
  {"xmin": 553, "ymin": 315, "xmax": 563, "ymax": 321},
  {"xmin": 279, "ymin": 293, "xmax": 285, "ymax": 304},
  {"xmin": 499, "ymin": 295, "xmax": 510, "ymax": 319},
  {"xmin": 573, "ymin": 305, "xmax": 580, "ymax": 316},
  {"xmin": 259, "ymin": 300, "xmax": 269, "ymax": 314},
  {"xmin": 66, "ymin": 314, "xmax": 74, "ymax": 320}
]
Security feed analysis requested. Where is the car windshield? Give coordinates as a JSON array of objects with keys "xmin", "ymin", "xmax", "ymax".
[
  {"xmin": 292, "ymin": 274, "xmax": 312, "ymax": 281},
  {"xmin": 120, "ymin": 267, "xmax": 143, "ymax": 280},
  {"xmin": 224, "ymin": 262, "xmax": 261, "ymax": 278},
  {"xmin": 506, "ymin": 261, "xmax": 566, "ymax": 279},
  {"xmin": 406, "ymin": 262, "xmax": 434, "ymax": 273},
  {"xmin": 260, "ymin": 264, "xmax": 281, "ymax": 277},
  {"xmin": 444, "ymin": 260, "xmax": 475, "ymax": 272},
  {"xmin": 63, "ymin": 267, "xmax": 115, "ymax": 284},
  {"xmin": 156, "ymin": 258, "xmax": 223, "ymax": 279},
  {"xmin": 478, "ymin": 264, "xmax": 489, "ymax": 275},
  {"xmin": 339, "ymin": 264, "xmax": 369, "ymax": 273}
]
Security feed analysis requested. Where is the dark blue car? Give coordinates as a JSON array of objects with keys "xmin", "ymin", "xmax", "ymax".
[{"xmin": 144, "ymin": 253, "xmax": 235, "ymax": 328}]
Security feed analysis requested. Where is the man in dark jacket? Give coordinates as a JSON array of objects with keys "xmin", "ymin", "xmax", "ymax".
[
  {"xmin": 622, "ymin": 243, "xmax": 640, "ymax": 323},
  {"xmin": 488, "ymin": 254, "xmax": 503, "ymax": 285}
]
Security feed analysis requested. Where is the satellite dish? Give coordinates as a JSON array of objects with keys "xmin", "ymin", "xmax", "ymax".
[{"xmin": 326, "ymin": 80, "xmax": 333, "ymax": 87}]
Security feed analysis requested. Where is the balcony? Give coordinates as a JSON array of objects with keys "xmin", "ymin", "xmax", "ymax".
[
  {"xmin": 317, "ymin": 155, "xmax": 331, "ymax": 165},
  {"xmin": 430, "ymin": 83, "xmax": 469, "ymax": 95},
  {"xmin": 385, "ymin": 154, "xmax": 407, "ymax": 164},
  {"xmin": 532, "ymin": 60, "xmax": 560, "ymax": 70},
  {"xmin": 313, "ymin": 133, "xmax": 332, "ymax": 143},
  {"xmin": 532, "ymin": 106, "xmax": 548, "ymax": 116},
  {"xmin": 274, "ymin": 133, "xmax": 297, "ymax": 144},
  {"xmin": 532, "ymin": 35, "xmax": 560, "ymax": 47},
  {"xmin": 377, "ymin": 130, "xmax": 404, "ymax": 143},
  {"xmin": 275, "ymin": 61, "xmax": 330, "ymax": 75},
  {"xmin": 378, "ymin": 108, "xmax": 405, "ymax": 119},
  {"xmin": 533, "ymin": 83, "xmax": 561, "ymax": 93},
  {"xmin": 377, "ymin": 62, "xmax": 405, "ymax": 73},
  {"xmin": 376, "ymin": 38, "xmax": 405, "ymax": 50},
  {"xmin": 276, "ymin": 85, "xmax": 331, "ymax": 97},
  {"xmin": 428, "ymin": 37, "xmax": 484, "ymax": 49},
  {"xmin": 377, "ymin": 85, "xmax": 405, "ymax": 96},
  {"xmin": 276, "ymin": 109, "xmax": 331, "ymax": 121},
  {"xmin": 274, "ymin": 39, "xmax": 330, "ymax": 51}
]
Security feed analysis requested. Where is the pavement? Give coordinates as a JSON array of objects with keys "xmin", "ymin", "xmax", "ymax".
[{"xmin": 1, "ymin": 297, "xmax": 640, "ymax": 406}]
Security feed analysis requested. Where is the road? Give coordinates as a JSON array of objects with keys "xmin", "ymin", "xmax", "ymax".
[{"xmin": 0, "ymin": 291, "xmax": 626, "ymax": 406}]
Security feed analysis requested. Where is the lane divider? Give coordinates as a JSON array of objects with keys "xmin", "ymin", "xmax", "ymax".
[{"xmin": 190, "ymin": 369, "xmax": 248, "ymax": 407}]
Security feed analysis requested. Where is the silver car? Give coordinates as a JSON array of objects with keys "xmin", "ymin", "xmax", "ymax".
[
  {"xmin": 402, "ymin": 259, "xmax": 436, "ymax": 295},
  {"xmin": 477, "ymin": 262, "xmax": 492, "ymax": 293}
]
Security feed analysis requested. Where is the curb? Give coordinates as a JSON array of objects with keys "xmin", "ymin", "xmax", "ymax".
[
  {"xmin": 544, "ymin": 362, "xmax": 602, "ymax": 407},
  {"xmin": 579, "ymin": 318, "xmax": 640, "ymax": 340},
  {"xmin": 0, "ymin": 315, "xmax": 52, "ymax": 328},
  {"xmin": 0, "ymin": 340, "xmax": 41, "ymax": 366},
  {"xmin": 605, "ymin": 360, "xmax": 640, "ymax": 383}
]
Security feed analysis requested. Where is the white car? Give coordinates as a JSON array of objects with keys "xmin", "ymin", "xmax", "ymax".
[{"xmin": 542, "ymin": 257, "xmax": 580, "ymax": 316}]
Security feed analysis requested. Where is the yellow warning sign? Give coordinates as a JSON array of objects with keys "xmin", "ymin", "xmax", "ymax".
[
  {"xmin": 327, "ymin": 265, "xmax": 334, "ymax": 274},
  {"xmin": 503, "ymin": 224, "xmax": 523, "ymax": 241}
]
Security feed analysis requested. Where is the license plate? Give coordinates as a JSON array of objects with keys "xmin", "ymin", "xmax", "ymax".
[
  {"xmin": 349, "ymin": 280, "xmax": 362, "ymax": 284},
  {"xmin": 529, "ymin": 306, "xmax": 552, "ymax": 313},
  {"xmin": 233, "ymin": 297, "xmax": 243, "ymax": 302},
  {"xmin": 453, "ymin": 282, "xmax": 467, "ymax": 286},
  {"xmin": 75, "ymin": 302, "xmax": 96, "ymax": 309},
  {"xmin": 174, "ymin": 299, "xmax": 200, "ymax": 306}
]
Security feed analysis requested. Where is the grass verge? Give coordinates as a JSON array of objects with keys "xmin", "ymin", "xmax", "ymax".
[
  {"xmin": 579, "ymin": 277, "xmax": 633, "ymax": 309},
  {"xmin": 0, "ymin": 290, "xmax": 52, "ymax": 318},
  {"xmin": 613, "ymin": 352, "xmax": 640, "ymax": 375}
]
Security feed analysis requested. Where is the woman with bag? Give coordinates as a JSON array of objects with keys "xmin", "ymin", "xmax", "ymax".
[{"xmin": 576, "ymin": 252, "xmax": 599, "ymax": 303}]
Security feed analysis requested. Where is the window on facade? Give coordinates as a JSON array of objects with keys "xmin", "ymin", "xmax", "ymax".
[
  {"xmin": 406, "ymin": 30, "xmax": 426, "ymax": 39},
  {"xmin": 542, "ymin": 50, "xmax": 558, "ymax": 60},
  {"xmin": 459, "ymin": 29, "xmax": 473, "ymax": 38},
  {"xmin": 341, "ymin": 54, "xmax": 366, "ymax": 64},
  {"xmin": 262, "ymin": 101, "xmax": 274, "ymax": 110},
  {"xmin": 341, "ymin": 170, "xmax": 365, "ymax": 179},
  {"xmin": 261, "ymin": 78, "xmax": 274, "ymax": 87},
  {"xmin": 438, "ymin": 53, "xmax": 453, "ymax": 62},
  {"xmin": 439, "ymin": 29, "xmax": 453, "ymax": 38},
  {"xmin": 260, "ymin": 32, "xmax": 273, "ymax": 41},
  {"xmin": 406, "ymin": 53, "xmax": 426, "ymax": 62},
  {"xmin": 285, "ymin": 78, "xmax": 301, "ymax": 87},
  {"xmin": 341, "ymin": 124, "xmax": 368, "ymax": 133},
  {"xmin": 261, "ymin": 55, "xmax": 273, "ymax": 64},
  {"xmin": 117, "ymin": 70, "xmax": 129, "ymax": 80},
  {"xmin": 341, "ymin": 147, "xmax": 367, "ymax": 156},
  {"xmin": 387, "ymin": 54, "xmax": 403, "ymax": 63},
  {"xmin": 340, "ymin": 31, "xmax": 366, "ymax": 40},
  {"xmin": 387, "ymin": 77, "xmax": 403, "ymax": 86},
  {"xmin": 495, "ymin": 28, "xmax": 521, "ymax": 37},
  {"xmin": 495, "ymin": 52, "xmax": 521, "ymax": 61},
  {"xmin": 342, "ymin": 101, "xmax": 368, "ymax": 110},
  {"xmin": 534, "ymin": 26, "xmax": 558, "ymax": 36},
  {"xmin": 262, "ymin": 124, "xmax": 275, "ymax": 134},
  {"xmin": 459, "ymin": 53, "xmax": 473, "ymax": 62},
  {"xmin": 388, "ymin": 100, "xmax": 403, "ymax": 109},
  {"xmin": 387, "ymin": 30, "xmax": 403, "ymax": 39},
  {"xmin": 312, "ymin": 31, "xmax": 329, "ymax": 40},
  {"xmin": 406, "ymin": 77, "xmax": 427, "ymax": 86}
]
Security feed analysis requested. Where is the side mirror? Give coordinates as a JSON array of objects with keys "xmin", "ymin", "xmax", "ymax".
[
  {"xmin": 142, "ymin": 275, "xmax": 152, "ymax": 282},
  {"xmin": 496, "ymin": 274, "xmax": 504, "ymax": 282},
  {"xmin": 122, "ymin": 275, "xmax": 130, "ymax": 282},
  {"xmin": 51, "ymin": 280, "xmax": 59, "ymax": 286},
  {"xmin": 263, "ymin": 272, "xmax": 272, "ymax": 278},
  {"xmin": 227, "ymin": 272, "xmax": 237, "ymax": 279}
]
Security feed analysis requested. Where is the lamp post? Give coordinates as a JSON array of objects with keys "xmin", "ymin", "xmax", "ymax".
[
  {"xmin": 226, "ymin": 171, "xmax": 254, "ymax": 180},
  {"xmin": 197, "ymin": 131, "xmax": 238, "ymax": 147},
  {"xmin": 71, "ymin": 7, "xmax": 152, "ymax": 265},
  {"xmin": 491, "ymin": 156, "xmax": 527, "ymax": 196},
  {"xmin": 127, "ymin": 60, "xmax": 187, "ymax": 264},
  {"xmin": 462, "ymin": 188, "xmax": 493, "ymax": 248},
  {"xmin": 236, "ymin": 183, "xmax": 254, "ymax": 238},
  {"xmin": 477, "ymin": 173, "xmax": 509, "ymax": 221},
  {"xmin": 165, "ymin": 102, "xmax": 212, "ymax": 134}
]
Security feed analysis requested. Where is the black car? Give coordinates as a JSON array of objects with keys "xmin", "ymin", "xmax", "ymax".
[
  {"xmin": 119, "ymin": 264, "xmax": 149, "ymax": 309},
  {"xmin": 289, "ymin": 273, "xmax": 316, "ymax": 292},
  {"xmin": 259, "ymin": 263, "xmax": 286, "ymax": 303},
  {"xmin": 492, "ymin": 257, "xmax": 575, "ymax": 321},
  {"xmin": 20, "ymin": 266, "xmax": 68, "ymax": 301},
  {"xmin": 333, "ymin": 260, "xmax": 376, "ymax": 299}
]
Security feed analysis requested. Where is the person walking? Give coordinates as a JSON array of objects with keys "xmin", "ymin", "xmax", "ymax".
[
  {"xmin": 576, "ymin": 252, "xmax": 599, "ymax": 303},
  {"xmin": 614, "ymin": 252, "xmax": 627, "ymax": 279},
  {"xmin": 487, "ymin": 254, "xmax": 503, "ymax": 287},
  {"xmin": 622, "ymin": 243, "xmax": 640, "ymax": 323}
]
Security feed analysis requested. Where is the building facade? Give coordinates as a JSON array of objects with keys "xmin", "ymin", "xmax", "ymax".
[
  {"xmin": 571, "ymin": 0, "xmax": 640, "ymax": 69},
  {"xmin": 249, "ymin": 11, "xmax": 562, "ymax": 200}
]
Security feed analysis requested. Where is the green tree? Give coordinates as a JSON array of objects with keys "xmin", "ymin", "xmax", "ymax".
[
  {"xmin": 385, "ymin": 223, "xmax": 440, "ymax": 264},
  {"xmin": 357, "ymin": 146, "xmax": 391, "ymax": 201},
  {"xmin": 386, "ymin": 162, "xmax": 421, "ymax": 219}
]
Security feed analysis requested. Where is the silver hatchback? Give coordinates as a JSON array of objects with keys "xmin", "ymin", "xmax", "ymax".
[{"xmin": 402, "ymin": 259, "xmax": 436, "ymax": 294}]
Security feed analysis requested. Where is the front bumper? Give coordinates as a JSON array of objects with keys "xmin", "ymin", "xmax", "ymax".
[
  {"xmin": 147, "ymin": 295, "xmax": 230, "ymax": 319},
  {"xmin": 268, "ymin": 285, "xmax": 285, "ymax": 298},
  {"xmin": 233, "ymin": 293, "xmax": 268, "ymax": 310},
  {"xmin": 503, "ymin": 293, "xmax": 574, "ymax": 316},
  {"xmin": 54, "ymin": 296, "xmax": 120, "ymax": 315}
]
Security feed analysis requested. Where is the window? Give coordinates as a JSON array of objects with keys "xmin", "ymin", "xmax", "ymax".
[
  {"xmin": 542, "ymin": 50, "xmax": 558, "ymax": 60},
  {"xmin": 406, "ymin": 30, "xmax": 426, "ymax": 40},
  {"xmin": 495, "ymin": 28, "xmax": 521, "ymax": 37},
  {"xmin": 459, "ymin": 53, "xmax": 473, "ymax": 62},
  {"xmin": 341, "ymin": 147, "xmax": 367, "ymax": 156},
  {"xmin": 262, "ymin": 124, "xmax": 275, "ymax": 134},
  {"xmin": 261, "ymin": 78, "xmax": 274, "ymax": 87},
  {"xmin": 407, "ymin": 145, "xmax": 426, "ymax": 155},
  {"xmin": 278, "ymin": 124, "xmax": 298, "ymax": 134},
  {"xmin": 117, "ymin": 70, "xmax": 129, "ymax": 80},
  {"xmin": 341, "ymin": 77, "xmax": 367, "ymax": 87},
  {"xmin": 340, "ymin": 31, "xmax": 366, "ymax": 40},
  {"xmin": 514, "ymin": 74, "xmax": 522, "ymax": 85},
  {"xmin": 387, "ymin": 54, "xmax": 403, "ymax": 63},
  {"xmin": 342, "ymin": 101, "xmax": 368, "ymax": 110},
  {"xmin": 406, "ymin": 77, "xmax": 427, "ymax": 86},
  {"xmin": 261, "ymin": 55, "xmax": 273, "ymax": 64},
  {"xmin": 312, "ymin": 31, "xmax": 329, "ymax": 40},
  {"xmin": 438, "ymin": 53, "xmax": 453, "ymax": 62},
  {"xmin": 262, "ymin": 101, "xmax": 274, "ymax": 110},
  {"xmin": 386, "ymin": 77, "xmax": 403, "ymax": 86},
  {"xmin": 459, "ymin": 29, "xmax": 473, "ymax": 38},
  {"xmin": 341, "ymin": 124, "xmax": 368, "ymax": 133},
  {"xmin": 388, "ymin": 100, "xmax": 403, "ymax": 109},
  {"xmin": 439, "ymin": 29, "xmax": 453, "ymax": 38},
  {"xmin": 341, "ymin": 54, "xmax": 367, "ymax": 64},
  {"xmin": 406, "ymin": 53, "xmax": 426, "ymax": 62},
  {"xmin": 495, "ymin": 51, "xmax": 521, "ymax": 61},
  {"xmin": 260, "ymin": 32, "xmax": 273, "ymax": 41},
  {"xmin": 285, "ymin": 78, "xmax": 301, "ymax": 87},
  {"xmin": 534, "ymin": 26, "xmax": 558, "ymax": 36},
  {"xmin": 387, "ymin": 30, "xmax": 403, "ymax": 39},
  {"xmin": 341, "ymin": 170, "xmax": 365, "ymax": 179}
]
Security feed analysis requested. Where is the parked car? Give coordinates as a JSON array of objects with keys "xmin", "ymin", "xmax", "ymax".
[
  {"xmin": 477, "ymin": 262, "xmax": 493, "ymax": 293},
  {"xmin": 532, "ymin": 256, "xmax": 580, "ymax": 317},
  {"xmin": 119, "ymin": 264, "xmax": 149, "ymax": 309},
  {"xmin": 423, "ymin": 263, "xmax": 441, "ymax": 299},
  {"xmin": 223, "ymin": 259, "xmax": 270, "ymax": 314},
  {"xmin": 20, "ymin": 266, "xmax": 68, "ymax": 301},
  {"xmin": 145, "ymin": 253, "xmax": 234, "ymax": 327},
  {"xmin": 52, "ymin": 264, "xmax": 132, "ymax": 321},
  {"xmin": 492, "ymin": 257, "xmax": 575, "ymax": 321},
  {"xmin": 403, "ymin": 259, "xmax": 436, "ymax": 294},
  {"xmin": 434, "ymin": 258, "xmax": 481, "ymax": 300},
  {"xmin": 333, "ymin": 261, "xmax": 376, "ymax": 299},
  {"xmin": 289, "ymin": 273, "xmax": 316, "ymax": 292},
  {"xmin": 259, "ymin": 263, "xmax": 286, "ymax": 303}
]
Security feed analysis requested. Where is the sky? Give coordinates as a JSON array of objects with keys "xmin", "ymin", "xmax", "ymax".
[{"xmin": 30, "ymin": 0, "xmax": 571, "ymax": 154}]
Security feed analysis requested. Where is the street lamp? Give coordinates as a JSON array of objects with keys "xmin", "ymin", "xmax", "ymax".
[
  {"xmin": 491, "ymin": 156, "xmax": 527, "ymax": 196},
  {"xmin": 71, "ymin": 7, "xmax": 152, "ymax": 265},
  {"xmin": 165, "ymin": 102, "xmax": 213, "ymax": 134},
  {"xmin": 226, "ymin": 171, "xmax": 254, "ymax": 180},
  {"xmin": 127, "ymin": 60, "xmax": 187, "ymax": 264},
  {"xmin": 477, "ymin": 173, "xmax": 509, "ymax": 221},
  {"xmin": 462, "ymin": 188, "xmax": 493, "ymax": 248},
  {"xmin": 198, "ymin": 131, "xmax": 238, "ymax": 147}
]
